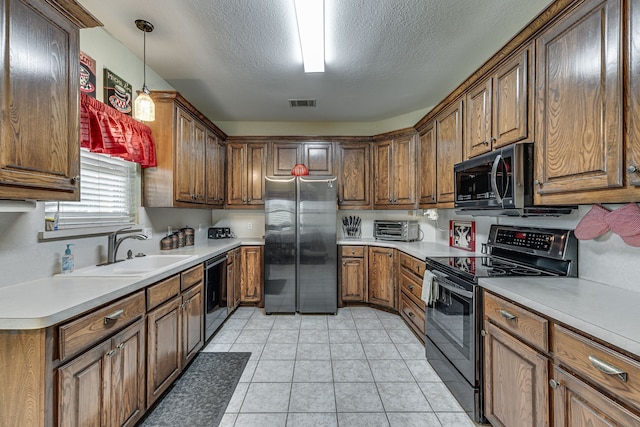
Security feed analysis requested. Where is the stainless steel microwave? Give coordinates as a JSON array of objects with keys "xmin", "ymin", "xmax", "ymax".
[{"xmin": 453, "ymin": 143, "xmax": 575, "ymax": 217}]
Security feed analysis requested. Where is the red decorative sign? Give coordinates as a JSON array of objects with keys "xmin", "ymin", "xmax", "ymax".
[
  {"xmin": 449, "ymin": 220, "xmax": 476, "ymax": 252},
  {"xmin": 79, "ymin": 51, "xmax": 96, "ymax": 98}
]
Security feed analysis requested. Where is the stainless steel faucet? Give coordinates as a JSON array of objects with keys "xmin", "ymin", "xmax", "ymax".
[{"xmin": 106, "ymin": 227, "xmax": 148, "ymax": 264}]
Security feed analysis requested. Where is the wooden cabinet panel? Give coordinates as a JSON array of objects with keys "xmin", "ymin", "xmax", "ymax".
[
  {"xmin": 483, "ymin": 321, "xmax": 549, "ymax": 427},
  {"xmin": 368, "ymin": 247, "xmax": 395, "ymax": 309},
  {"xmin": 373, "ymin": 134, "xmax": 416, "ymax": 208},
  {"xmin": 552, "ymin": 366, "xmax": 640, "ymax": 427},
  {"xmin": 399, "ymin": 270, "xmax": 425, "ymax": 309},
  {"xmin": 227, "ymin": 142, "xmax": 267, "ymax": 207},
  {"xmin": 628, "ymin": 0, "xmax": 640, "ymax": 187},
  {"xmin": 240, "ymin": 246, "xmax": 264, "ymax": 304},
  {"xmin": 181, "ymin": 282, "xmax": 204, "ymax": 365},
  {"xmin": 373, "ymin": 140, "xmax": 393, "ymax": 206},
  {"xmin": 0, "ymin": 0, "xmax": 84, "ymax": 201},
  {"xmin": 465, "ymin": 78, "xmax": 493, "ymax": 159},
  {"xmin": 247, "ymin": 143, "xmax": 267, "ymax": 204},
  {"xmin": 269, "ymin": 141, "xmax": 333, "ymax": 176},
  {"xmin": 535, "ymin": 0, "xmax": 622, "ymax": 196},
  {"xmin": 400, "ymin": 291, "xmax": 425, "ymax": 337},
  {"xmin": 271, "ymin": 143, "xmax": 300, "ymax": 175},
  {"xmin": 205, "ymin": 131, "xmax": 225, "ymax": 206},
  {"xmin": 175, "ymin": 110, "xmax": 206, "ymax": 204},
  {"xmin": 418, "ymin": 123, "xmax": 437, "ymax": 205},
  {"xmin": 340, "ymin": 257, "xmax": 366, "ymax": 303},
  {"xmin": 181, "ymin": 264, "xmax": 204, "ymax": 292},
  {"xmin": 341, "ymin": 246, "xmax": 365, "ymax": 258},
  {"xmin": 146, "ymin": 295, "xmax": 182, "ymax": 407},
  {"xmin": 226, "ymin": 248, "xmax": 241, "ymax": 311},
  {"xmin": 337, "ymin": 143, "xmax": 371, "ymax": 208},
  {"xmin": 435, "ymin": 99, "xmax": 463, "ymax": 204},
  {"xmin": 147, "ymin": 275, "xmax": 181, "ymax": 311},
  {"xmin": 227, "ymin": 143, "xmax": 247, "ymax": 205},
  {"xmin": 304, "ymin": 143, "xmax": 334, "ymax": 175}
]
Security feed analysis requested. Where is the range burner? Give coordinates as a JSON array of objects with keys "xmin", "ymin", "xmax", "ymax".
[
  {"xmin": 487, "ymin": 268, "xmax": 507, "ymax": 276},
  {"xmin": 510, "ymin": 268, "xmax": 543, "ymax": 276}
]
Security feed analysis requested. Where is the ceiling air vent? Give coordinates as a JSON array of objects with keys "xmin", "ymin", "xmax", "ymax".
[{"xmin": 289, "ymin": 99, "xmax": 316, "ymax": 107}]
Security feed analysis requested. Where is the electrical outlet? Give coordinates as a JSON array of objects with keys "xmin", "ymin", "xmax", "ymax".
[
  {"xmin": 247, "ymin": 222, "xmax": 253, "ymax": 230},
  {"xmin": 143, "ymin": 227, "xmax": 153, "ymax": 238}
]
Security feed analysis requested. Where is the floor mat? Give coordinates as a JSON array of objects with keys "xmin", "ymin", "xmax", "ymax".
[{"xmin": 140, "ymin": 352, "xmax": 251, "ymax": 427}]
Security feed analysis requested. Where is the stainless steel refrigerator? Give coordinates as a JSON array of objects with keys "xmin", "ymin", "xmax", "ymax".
[{"xmin": 264, "ymin": 176, "xmax": 337, "ymax": 314}]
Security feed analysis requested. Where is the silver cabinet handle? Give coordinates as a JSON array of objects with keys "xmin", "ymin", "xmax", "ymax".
[
  {"xmin": 628, "ymin": 165, "xmax": 638, "ymax": 174},
  {"xmin": 71, "ymin": 175, "xmax": 80, "ymax": 184},
  {"xmin": 408, "ymin": 284, "xmax": 414, "ymax": 290},
  {"xmin": 549, "ymin": 379, "xmax": 560, "ymax": 389},
  {"xmin": 408, "ymin": 311, "xmax": 415, "ymax": 318},
  {"xmin": 117, "ymin": 343, "xmax": 125, "ymax": 351},
  {"xmin": 104, "ymin": 309, "xmax": 124, "ymax": 325},
  {"xmin": 106, "ymin": 349, "xmax": 116, "ymax": 357},
  {"xmin": 480, "ymin": 329, "xmax": 487, "ymax": 337},
  {"xmin": 588, "ymin": 355, "xmax": 627, "ymax": 382},
  {"xmin": 499, "ymin": 309, "xmax": 517, "ymax": 321}
]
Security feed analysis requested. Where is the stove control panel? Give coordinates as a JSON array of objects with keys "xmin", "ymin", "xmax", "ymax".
[{"xmin": 494, "ymin": 229, "xmax": 552, "ymax": 251}]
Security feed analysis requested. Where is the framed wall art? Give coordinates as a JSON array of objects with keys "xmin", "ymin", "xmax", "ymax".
[
  {"xmin": 79, "ymin": 51, "xmax": 96, "ymax": 98},
  {"xmin": 449, "ymin": 220, "xmax": 476, "ymax": 252},
  {"xmin": 103, "ymin": 68, "xmax": 132, "ymax": 115}
]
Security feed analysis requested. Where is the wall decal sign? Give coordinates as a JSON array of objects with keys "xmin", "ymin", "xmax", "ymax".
[{"xmin": 103, "ymin": 68, "xmax": 132, "ymax": 115}]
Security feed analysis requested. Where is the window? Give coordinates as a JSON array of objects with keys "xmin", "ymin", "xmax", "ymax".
[{"xmin": 45, "ymin": 149, "xmax": 138, "ymax": 229}]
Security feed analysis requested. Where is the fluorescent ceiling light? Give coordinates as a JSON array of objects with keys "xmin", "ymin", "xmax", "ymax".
[{"xmin": 294, "ymin": 0, "xmax": 325, "ymax": 73}]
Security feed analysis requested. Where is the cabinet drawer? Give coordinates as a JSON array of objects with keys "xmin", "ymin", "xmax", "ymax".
[
  {"xmin": 554, "ymin": 325, "xmax": 640, "ymax": 411},
  {"xmin": 147, "ymin": 274, "xmax": 181, "ymax": 310},
  {"xmin": 58, "ymin": 291, "xmax": 145, "ymax": 361},
  {"xmin": 181, "ymin": 264, "xmax": 203, "ymax": 291},
  {"xmin": 399, "ymin": 270, "xmax": 425, "ymax": 309},
  {"xmin": 484, "ymin": 292, "xmax": 548, "ymax": 352},
  {"xmin": 400, "ymin": 291, "xmax": 425, "ymax": 336},
  {"xmin": 341, "ymin": 245, "xmax": 365, "ymax": 258},
  {"xmin": 399, "ymin": 252, "xmax": 425, "ymax": 278}
]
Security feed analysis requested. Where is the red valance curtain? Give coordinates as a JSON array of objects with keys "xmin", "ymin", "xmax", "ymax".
[{"xmin": 80, "ymin": 93, "xmax": 157, "ymax": 168}]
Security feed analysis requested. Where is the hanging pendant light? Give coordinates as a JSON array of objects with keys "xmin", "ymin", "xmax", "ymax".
[{"xmin": 134, "ymin": 19, "xmax": 155, "ymax": 121}]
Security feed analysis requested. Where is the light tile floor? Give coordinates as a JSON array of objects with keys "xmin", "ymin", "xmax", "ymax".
[{"xmin": 202, "ymin": 306, "xmax": 477, "ymax": 427}]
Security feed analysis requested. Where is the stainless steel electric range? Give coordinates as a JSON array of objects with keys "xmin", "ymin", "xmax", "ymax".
[{"xmin": 424, "ymin": 224, "xmax": 578, "ymax": 423}]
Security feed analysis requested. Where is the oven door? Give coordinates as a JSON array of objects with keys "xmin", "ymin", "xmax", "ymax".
[{"xmin": 425, "ymin": 271, "xmax": 477, "ymax": 385}]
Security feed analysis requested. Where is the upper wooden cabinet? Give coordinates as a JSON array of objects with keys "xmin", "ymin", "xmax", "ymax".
[
  {"xmin": 418, "ymin": 123, "xmax": 437, "ymax": 206},
  {"xmin": 465, "ymin": 45, "xmax": 533, "ymax": 159},
  {"xmin": 205, "ymin": 131, "xmax": 225, "ymax": 206},
  {"xmin": 226, "ymin": 142, "xmax": 267, "ymax": 207},
  {"xmin": 0, "ymin": 0, "xmax": 100, "ymax": 201},
  {"xmin": 269, "ymin": 141, "xmax": 333, "ymax": 176},
  {"xmin": 435, "ymin": 99, "xmax": 463, "ymax": 205},
  {"xmin": 336, "ymin": 142, "xmax": 371, "ymax": 209},
  {"xmin": 534, "ymin": 0, "xmax": 625, "ymax": 203},
  {"xmin": 144, "ymin": 91, "xmax": 227, "ymax": 208},
  {"xmin": 627, "ymin": 0, "xmax": 640, "ymax": 189},
  {"xmin": 373, "ymin": 131, "xmax": 417, "ymax": 209}
]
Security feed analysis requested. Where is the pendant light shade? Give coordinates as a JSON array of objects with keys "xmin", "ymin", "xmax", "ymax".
[{"xmin": 134, "ymin": 19, "xmax": 155, "ymax": 121}]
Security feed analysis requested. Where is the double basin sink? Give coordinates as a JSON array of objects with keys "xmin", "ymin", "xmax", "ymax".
[{"xmin": 60, "ymin": 254, "xmax": 196, "ymax": 278}]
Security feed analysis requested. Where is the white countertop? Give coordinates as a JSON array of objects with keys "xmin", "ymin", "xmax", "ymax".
[
  {"xmin": 479, "ymin": 277, "xmax": 640, "ymax": 357},
  {"xmin": 0, "ymin": 239, "xmax": 263, "ymax": 330},
  {"xmin": 337, "ymin": 238, "xmax": 481, "ymax": 259}
]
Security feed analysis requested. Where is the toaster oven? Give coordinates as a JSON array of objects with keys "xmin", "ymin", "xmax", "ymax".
[{"xmin": 374, "ymin": 220, "xmax": 420, "ymax": 242}]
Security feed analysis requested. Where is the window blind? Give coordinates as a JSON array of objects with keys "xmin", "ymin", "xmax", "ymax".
[{"xmin": 45, "ymin": 149, "xmax": 138, "ymax": 229}]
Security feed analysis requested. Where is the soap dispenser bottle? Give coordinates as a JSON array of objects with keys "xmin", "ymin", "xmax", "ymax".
[{"xmin": 62, "ymin": 244, "xmax": 74, "ymax": 274}]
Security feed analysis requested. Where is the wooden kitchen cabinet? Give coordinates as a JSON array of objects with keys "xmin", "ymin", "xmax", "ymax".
[
  {"xmin": 240, "ymin": 245, "xmax": 264, "ymax": 304},
  {"xmin": 205, "ymin": 130, "xmax": 226, "ymax": 206},
  {"xmin": 226, "ymin": 248, "xmax": 241, "ymax": 311},
  {"xmin": 418, "ymin": 122, "xmax": 437, "ymax": 206},
  {"xmin": 270, "ymin": 141, "xmax": 334, "ymax": 176},
  {"xmin": 534, "ymin": 0, "xmax": 625, "ymax": 203},
  {"xmin": 627, "ymin": 0, "xmax": 640, "ymax": 189},
  {"xmin": 181, "ymin": 281, "xmax": 204, "ymax": 365},
  {"xmin": 434, "ymin": 99, "xmax": 463, "ymax": 205},
  {"xmin": 398, "ymin": 252, "xmax": 426, "ymax": 339},
  {"xmin": 465, "ymin": 44, "xmax": 533, "ymax": 159},
  {"xmin": 368, "ymin": 247, "xmax": 396, "ymax": 309},
  {"xmin": 336, "ymin": 142, "xmax": 372, "ymax": 208},
  {"xmin": 339, "ymin": 245, "xmax": 368, "ymax": 305},
  {"xmin": 0, "ymin": 0, "xmax": 99, "ymax": 201},
  {"xmin": 59, "ymin": 318, "xmax": 146, "ymax": 427},
  {"xmin": 373, "ymin": 130, "xmax": 417, "ymax": 209},
  {"xmin": 144, "ymin": 91, "xmax": 227, "ymax": 208},
  {"xmin": 226, "ymin": 142, "xmax": 267, "ymax": 207}
]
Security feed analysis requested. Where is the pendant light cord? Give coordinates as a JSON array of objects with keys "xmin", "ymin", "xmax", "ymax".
[{"xmin": 143, "ymin": 29, "xmax": 147, "ymax": 92}]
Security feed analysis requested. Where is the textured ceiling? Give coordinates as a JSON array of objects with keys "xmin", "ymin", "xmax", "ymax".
[{"xmin": 77, "ymin": 0, "xmax": 554, "ymax": 123}]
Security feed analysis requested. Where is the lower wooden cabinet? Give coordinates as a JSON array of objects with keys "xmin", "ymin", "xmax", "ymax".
[
  {"xmin": 227, "ymin": 248, "xmax": 241, "ymax": 311},
  {"xmin": 339, "ymin": 245, "xmax": 367, "ymax": 305},
  {"xmin": 58, "ymin": 318, "xmax": 145, "ymax": 427},
  {"xmin": 240, "ymin": 245, "xmax": 264, "ymax": 304},
  {"xmin": 181, "ymin": 281, "xmax": 204, "ymax": 365},
  {"xmin": 368, "ymin": 247, "xmax": 396, "ymax": 309}
]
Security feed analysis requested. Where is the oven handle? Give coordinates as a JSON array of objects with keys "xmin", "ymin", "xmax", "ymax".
[
  {"xmin": 491, "ymin": 154, "xmax": 503, "ymax": 205},
  {"xmin": 430, "ymin": 272, "xmax": 474, "ymax": 299}
]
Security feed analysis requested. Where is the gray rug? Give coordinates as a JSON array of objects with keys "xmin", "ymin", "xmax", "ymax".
[{"xmin": 140, "ymin": 352, "xmax": 251, "ymax": 427}]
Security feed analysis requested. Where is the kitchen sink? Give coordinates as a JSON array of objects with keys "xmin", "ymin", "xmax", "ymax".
[{"xmin": 58, "ymin": 254, "xmax": 196, "ymax": 277}]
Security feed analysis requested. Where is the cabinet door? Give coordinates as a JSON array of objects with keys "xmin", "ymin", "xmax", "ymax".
[
  {"xmin": 241, "ymin": 246, "xmax": 263, "ymax": 303},
  {"xmin": 340, "ymin": 257, "xmax": 366, "ymax": 303},
  {"xmin": 535, "ymin": 0, "xmax": 622, "ymax": 196},
  {"xmin": 205, "ymin": 132, "xmax": 225, "ymax": 206},
  {"xmin": 368, "ymin": 247, "xmax": 395, "ymax": 309},
  {"xmin": 110, "ymin": 319, "xmax": 145, "ymax": 427},
  {"xmin": 418, "ymin": 124, "xmax": 437, "ymax": 205},
  {"xmin": 493, "ymin": 45, "xmax": 532, "ymax": 149},
  {"xmin": 373, "ymin": 140, "xmax": 393, "ymax": 206},
  {"xmin": 246, "ymin": 143, "xmax": 267, "ymax": 205},
  {"xmin": 271, "ymin": 142, "xmax": 300, "ymax": 176},
  {"xmin": 182, "ymin": 282, "xmax": 204, "ymax": 365},
  {"xmin": 175, "ymin": 107, "xmax": 203, "ymax": 203},
  {"xmin": 483, "ymin": 321, "xmax": 549, "ymax": 427},
  {"xmin": 226, "ymin": 143, "xmax": 247, "ymax": 205},
  {"xmin": 146, "ymin": 295, "xmax": 182, "ymax": 407},
  {"xmin": 465, "ymin": 78, "xmax": 492, "ymax": 159},
  {"xmin": 58, "ymin": 340, "xmax": 112, "ymax": 427},
  {"xmin": 0, "ymin": 0, "xmax": 81, "ymax": 201},
  {"xmin": 551, "ymin": 367, "xmax": 640, "ymax": 427},
  {"xmin": 392, "ymin": 135, "xmax": 417, "ymax": 206},
  {"xmin": 227, "ymin": 255, "xmax": 236, "ymax": 314},
  {"xmin": 337, "ymin": 143, "xmax": 371, "ymax": 208},
  {"xmin": 435, "ymin": 99, "xmax": 463, "ymax": 203},
  {"xmin": 628, "ymin": 0, "xmax": 640, "ymax": 187},
  {"xmin": 304, "ymin": 142, "xmax": 334, "ymax": 175}
]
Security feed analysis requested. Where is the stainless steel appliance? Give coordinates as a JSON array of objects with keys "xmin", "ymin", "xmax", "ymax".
[
  {"xmin": 424, "ymin": 225, "xmax": 578, "ymax": 423},
  {"xmin": 204, "ymin": 254, "xmax": 227, "ymax": 341},
  {"xmin": 264, "ymin": 176, "xmax": 337, "ymax": 314},
  {"xmin": 208, "ymin": 227, "xmax": 234, "ymax": 239},
  {"xmin": 374, "ymin": 220, "xmax": 420, "ymax": 241},
  {"xmin": 454, "ymin": 143, "xmax": 576, "ymax": 217}
]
